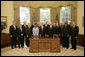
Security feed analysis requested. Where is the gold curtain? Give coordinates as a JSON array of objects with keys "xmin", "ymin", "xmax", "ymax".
[
  {"xmin": 33, "ymin": 8, "xmax": 37, "ymax": 22},
  {"xmin": 56, "ymin": 7, "xmax": 61, "ymax": 24},
  {"xmin": 36, "ymin": 8, "xmax": 40, "ymax": 22},
  {"xmin": 51, "ymin": 8, "xmax": 57, "ymax": 24},
  {"xmin": 14, "ymin": 7, "xmax": 20, "ymax": 27},
  {"xmin": 30, "ymin": 7, "xmax": 34, "ymax": 24},
  {"xmin": 71, "ymin": 6, "xmax": 77, "ymax": 25}
]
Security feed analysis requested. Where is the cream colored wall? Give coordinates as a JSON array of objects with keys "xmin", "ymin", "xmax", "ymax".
[
  {"xmin": 1, "ymin": 1, "xmax": 14, "ymax": 33},
  {"xmin": 77, "ymin": 1, "xmax": 84, "ymax": 34}
]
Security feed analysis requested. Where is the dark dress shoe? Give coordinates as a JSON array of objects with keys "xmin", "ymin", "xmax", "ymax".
[
  {"xmin": 66, "ymin": 47, "xmax": 69, "ymax": 49},
  {"xmin": 74, "ymin": 49, "xmax": 76, "ymax": 50},
  {"xmin": 12, "ymin": 48, "xmax": 14, "ymax": 49}
]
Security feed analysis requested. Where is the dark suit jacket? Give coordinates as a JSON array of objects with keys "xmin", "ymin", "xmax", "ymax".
[
  {"xmin": 10, "ymin": 25, "xmax": 17, "ymax": 37},
  {"xmin": 30, "ymin": 25, "xmax": 34, "ymax": 35},
  {"xmin": 63, "ymin": 24, "xmax": 71, "ymax": 36},
  {"xmin": 40, "ymin": 25, "xmax": 45, "ymax": 37},
  {"xmin": 22, "ymin": 25, "xmax": 28, "ymax": 36},
  {"xmin": 54, "ymin": 26, "xmax": 60, "ymax": 35},
  {"xmin": 49, "ymin": 26, "xmax": 54, "ymax": 37},
  {"xmin": 71, "ymin": 26, "xmax": 79, "ymax": 37},
  {"xmin": 59, "ymin": 25, "xmax": 64, "ymax": 35},
  {"xmin": 17, "ymin": 28, "xmax": 24, "ymax": 37},
  {"xmin": 26, "ymin": 26, "xmax": 31, "ymax": 38},
  {"xmin": 44, "ymin": 24, "xmax": 50, "ymax": 35},
  {"xmin": 53, "ymin": 26, "xmax": 55, "ymax": 34},
  {"xmin": 37, "ymin": 25, "xmax": 41, "ymax": 35}
]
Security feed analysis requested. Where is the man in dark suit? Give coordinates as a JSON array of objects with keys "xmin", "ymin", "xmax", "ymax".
[
  {"xmin": 40, "ymin": 23, "xmax": 45, "ymax": 38},
  {"xmin": 59, "ymin": 23, "xmax": 64, "ymax": 45},
  {"xmin": 17, "ymin": 27, "xmax": 21, "ymax": 48},
  {"xmin": 30, "ymin": 21, "xmax": 35, "ymax": 36},
  {"xmin": 22, "ymin": 21, "xmax": 28, "ymax": 47},
  {"xmin": 63, "ymin": 21, "xmax": 71, "ymax": 49},
  {"xmin": 37, "ymin": 22, "xmax": 42, "ymax": 38},
  {"xmin": 53, "ymin": 23, "xmax": 60, "ymax": 38},
  {"xmin": 53, "ymin": 23, "xmax": 56, "ymax": 36},
  {"xmin": 26, "ymin": 23, "xmax": 31, "ymax": 47},
  {"xmin": 10, "ymin": 21, "xmax": 17, "ymax": 49},
  {"xmin": 44, "ymin": 20, "xmax": 50, "ymax": 38},
  {"xmin": 71, "ymin": 22, "xmax": 79, "ymax": 50},
  {"xmin": 17, "ymin": 25, "xmax": 24, "ymax": 48},
  {"xmin": 49, "ymin": 23, "xmax": 54, "ymax": 37}
]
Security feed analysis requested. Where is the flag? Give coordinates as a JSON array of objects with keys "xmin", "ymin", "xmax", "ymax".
[{"xmin": 32, "ymin": 13, "xmax": 35, "ymax": 21}]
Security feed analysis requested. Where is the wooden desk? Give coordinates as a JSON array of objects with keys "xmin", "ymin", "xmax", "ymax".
[
  {"xmin": 1, "ymin": 33, "xmax": 10, "ymax": 46},
  {"xmin": 29, "ymin": 38, "xmax": 60, "ymax": 52}
]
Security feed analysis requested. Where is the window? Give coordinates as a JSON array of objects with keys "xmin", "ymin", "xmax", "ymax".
[
  {"xmin": 20, "ymin": 7, "xmax": 30, "ymax": 25},
  {"xmin": 60, "ymin": 6, "xmax": 71, "ymax": 24},
  {"xmin": 40, "ymin": 8, "xmax": 50, "ymax": 24}
]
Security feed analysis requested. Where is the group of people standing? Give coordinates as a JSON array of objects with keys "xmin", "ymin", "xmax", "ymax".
[{"xmin": 10, "ymin": 20, "xmax": 79, "ymax": 50}]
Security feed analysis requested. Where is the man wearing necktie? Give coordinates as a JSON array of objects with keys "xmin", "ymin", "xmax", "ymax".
[
  {"xmin": 71, "ymin": 22, "xmax": 79, "ymax": 50},
  {"xmin": 17, "ymin": 25, "xmax": 24, "ymax": 48},
  {"xmin": 49, "ymin": 23, "xmax": 53, "ymax": 37},
  {"xmin": 59, "ymin": 23, "xmax": 64, "ymax": 46},
  {"xmin": 40, "ymin": 22, "xmax": 45, "ymax": 38},
  {"xmin": 22, "ymin": 21, "xmax": 28, "ymax": 47},
  {"xmin": 63, "ymin": 21, "xmax": 71, "ymax": 49},
  {"xmin": 44, "ymin": 20, "xmax": 50, "ymax": 38},
  {"xmin": 10, "ymin": 21, "xmax": 17, "ymax": 49}
]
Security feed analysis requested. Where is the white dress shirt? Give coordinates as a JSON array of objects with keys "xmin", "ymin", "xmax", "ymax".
[{"xmin": 13, "ymin": 25, "xmax": 16, "ymax": 30}]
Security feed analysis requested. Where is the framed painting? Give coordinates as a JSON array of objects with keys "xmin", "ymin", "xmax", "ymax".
[{"xmin": 1, "ymin": 16, "xmax": 7, "ymax": 28}]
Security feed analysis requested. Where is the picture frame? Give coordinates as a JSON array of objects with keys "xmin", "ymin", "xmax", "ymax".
[{"xmin": 1, "ymin": 16, "xmax": 7, "ymax": 28}]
